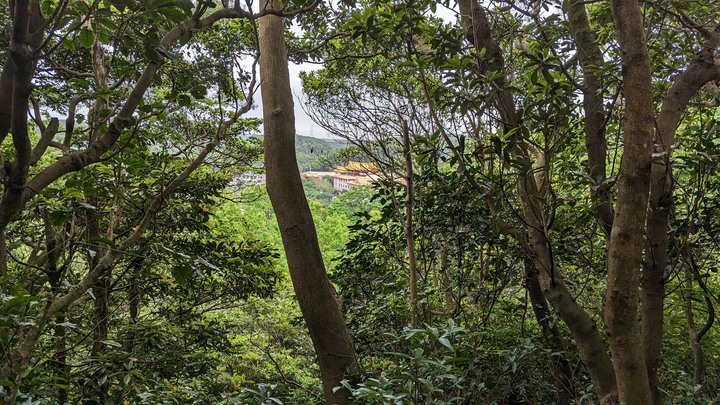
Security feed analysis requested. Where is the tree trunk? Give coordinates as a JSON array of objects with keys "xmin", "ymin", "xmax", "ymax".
[
  {"xmin": 516, "ymin": 170, "xmax": 618, "ymax": 401},
  {"xmin": 439, "ymin": 251, "xmax": 456, "ymax": 314},
  {"xmin": 605, "ymin": 1, "xmax": 655, "ymax": 403},
  {"xmin": 401, "ymin": 118, "xmax": 419, "ymax": 325},
  {"xmin": 0, "ymin": 232, "xmax": 7, "ymax": 278},
  {"xmin": 258, "ymin": 2, "xmax": 359, "ymax": 403},
  {"xmin": 458, "ymin": 0, "xmax": 618, "ymax": 399},
  {"xmin": 684, "ymin": 267, "xmax": 704, "ymax": 389},
  {"xmin": 642, "ymin": 50, "xmax": 720, "ymax": 403},
  {"xmin": 125, "ymin": 255, "xmax": 144, "ymax": 353},
  {"xmin": 83, "ymin": 195, "xmax": 110, "ymax": 404},
  {"xmin": 567, "ymin": 0, "xmax": 613, "ymax": 237},
  {"xmin": 44, "ymin": 212, "xmax": 70, "ymax": 405},
  {"xmin": 684, "ymin": 251, "xmax": 716, "ymax": 397},
  {"xmin": 0, "ymin": 0, "xmax": 45, "ymax": 236},
  {"xmin": 525, "ymin": 258, "xmax": 574, "ymax": 404}
]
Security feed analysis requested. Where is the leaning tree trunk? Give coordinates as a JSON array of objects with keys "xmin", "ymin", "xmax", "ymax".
[
  {"xmin": 401, "ymin": 118, "xmax": 419, "ymax": 325},
  {"xmin": 258, "ymin": 2, "xmax": 359, "ymax": 403},
  {"xmin": 567, "ymin": 0, "xmax": 613, "ymax": 238}
]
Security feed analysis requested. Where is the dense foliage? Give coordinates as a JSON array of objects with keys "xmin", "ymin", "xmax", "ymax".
[{"xmin": 2, "ymin": 0, "xmax": 720, "ymax": 404}]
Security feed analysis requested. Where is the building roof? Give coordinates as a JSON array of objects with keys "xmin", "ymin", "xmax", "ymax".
[
  {"xmin": 334, "ymin": 161, "xmax": 380, "ymax": 173},
  {"xmin": 348, "ymin": 176, "xmax": 371, "ymax": 186}
]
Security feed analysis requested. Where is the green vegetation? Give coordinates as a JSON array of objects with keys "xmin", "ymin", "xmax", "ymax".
[{"xmin": 3, "ymin": 0, "xmax": 720, "ymax": 404}]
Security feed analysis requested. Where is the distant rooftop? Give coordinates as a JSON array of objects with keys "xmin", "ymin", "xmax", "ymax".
[{"xmin": 334, "ymin": 161, "xmax": 380, "ymax": 174}]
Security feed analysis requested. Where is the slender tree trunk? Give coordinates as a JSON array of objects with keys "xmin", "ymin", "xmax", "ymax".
[
  {"xmin": 567, "ymin": 0, "xmax": 613, "ymax": 237},
  {"xmin": 684, "ymin": 251, "xmax": 716, "ymax": 396},
  {"xmin": 48, "ymin": 280, "xmax": 68, "ymax": 404},
  {"xmin": 516, "ymin": 170, "xmax": 618, "ymax": 401},
  {"xmin": 684, "ymin": 267, "xmax": 704, "ymax": 388},
  {"xmin": 44, "ymin": 212, "xmax": 69, "ymax": 405},
  {"xmin": 439, "ymin": 251, "xmax": 456, "ymax": 314},
  {"xmin": 401, "ymin": 118, "xmax": 419, "ymax": 325},
  {"xmin": 83, "ymin": 195, "xmax": 110, "ymax": 404},
  {"xmin": 89, "ymin": 278, "xmax": 110, "ymax": 359},
  {"xmin": 0, "ymin": 232, "xmax": 7, "ymax": 279},
  {"xmin": 525, "ymin": 258, "xmax": 574, "ymax": 404},
  {"xmin": 605, "ymin": 1, "xmax": 655, "ymax": 403},
  {"xmin": 258, "ymin": 2, "xmax": 359, "ymax": 403},
  {"xmin": 125, "ymin": 255, "xmax": 143, "ymax": 353},
  {"xmin": 642, "ymin": 181, "xmax": 669, "ymax": 405}
]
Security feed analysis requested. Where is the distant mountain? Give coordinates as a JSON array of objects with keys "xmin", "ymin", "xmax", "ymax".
[
  {"xmin": 248, "ymin": 134, "xmax": 348, "ymax": 150},
  {"xmin": 248, "ymin": 134, "xmax": 351, "ymax": 171}
]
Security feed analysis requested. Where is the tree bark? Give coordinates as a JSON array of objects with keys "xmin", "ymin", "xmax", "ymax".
[
  {"xmin": 525, "ymin": 258, "xmax": 574, "ymax": 404},
  {"xmin": 567, "ymin": 0, "xmax": 613, "ymax": 237},
  {"xmin": 683, "ymin": 267, "xmax": 704, "ymax": 389},
  {"xmin": 258, "ymin": 2, "xmax": 359, "ymax": 403},
  {"xmin": 0, "ymin": 0, "xmax": 44, "ymax": 238},
  {"xmin": 44, "ymin": 212, "xmax": 69, "ymax": 405},
  {"xmin": 516, "ymin": 168, "xmax": 618, "ymax": 401},
  {"xmin": 401, "ymin": 118, "xmax": 419, "ymax": 325},
  {"xmin": 684, "ymin": 251, "xmax": 716, "ymax": 396},
  {"xmin": 605, "ymin": 1, "xmax": 655, "ymax": 403},
  {"xmin": 642, "ymin": 50, "xmax": 720, "ymax": 403}
]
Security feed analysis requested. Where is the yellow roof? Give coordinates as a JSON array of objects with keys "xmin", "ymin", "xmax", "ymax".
[
  {"xmin": 334, "ymin": 161, "xmax": 380, "ymax": 173},
  {"xmin": 349, "ymin": 177, "xmax": 372, "ymax": 186}
]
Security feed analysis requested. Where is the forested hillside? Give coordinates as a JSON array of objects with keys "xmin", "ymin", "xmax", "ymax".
[
  {"xmin": 250, "ymin": 134, "xmax": 349, "ymax": 171},
  {"xmin": 2, "ymin": 0, "xmax": 720, "ymax": 404}
]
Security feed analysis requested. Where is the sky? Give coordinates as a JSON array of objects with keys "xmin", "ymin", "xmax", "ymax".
[
  {"xmin": 247, "ymin": 62, "xmax": 331, "ymax": 139},
  {"xmin": 247, "ymin": 2, "xmax": 458, "ymax": 141}
]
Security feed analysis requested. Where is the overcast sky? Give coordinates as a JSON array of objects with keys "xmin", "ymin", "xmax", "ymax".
[
  {"xmin": 247, "ymin": 3, "xmax": 458, "ymax": 140},
  {"xmin": 247, "ymin": 62, "xmax": 331, "ymax": 139}
]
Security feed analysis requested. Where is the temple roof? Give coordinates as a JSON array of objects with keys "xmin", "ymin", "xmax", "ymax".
[{"xmin": 334, "ymin": 161, "xmax": 380, "ymax": 173}]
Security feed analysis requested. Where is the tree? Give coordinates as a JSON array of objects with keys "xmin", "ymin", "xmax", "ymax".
[
  {"xmin": 258, "ymin": 1, "xmax": 359, "ymax": 403},
  {"xmin": 302, "ymin": 0, "xmax": 720, "ymax": 402},
  {"xmin": 0, "ymin": 0, "xmax": 318, "ymax": 402}
]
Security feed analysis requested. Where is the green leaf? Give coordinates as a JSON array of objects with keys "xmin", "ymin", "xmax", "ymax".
[
  {"xmin": 50, "ymin": 211, "xmax": 69, "ymax": 226},
  {"xmin": 78, "ymin": 29, "xmax": 95, "ymax": 48},
  {"xmin": 171, "ymin": 265, "xmax": 193, "ymax": 286},
  {"xmin": 103, "ymin": 340, "xmax": 122, "ymax": 347},
  {"xmin": 3, "ymin": 294, "xmax": 38, "ymax": 311},
  {"xmin": 438, "ymin": 336, "xmax": 453, "ymax": 350},
  {"xmin": 64, "ymin": 187, "xmax": 84, "ymax": 199},
  {"xmin": 62, "ymin": 37, "xmax": 76, "ymax": 52},
  {"xmin": 177, "ymin": 94, "xmax": 192, "ymax": 107},
  {"xmin": 41, "ymin": 0, "xmax": 55, "ymax": 17},
  {"xmin": 190, "ymin": 85, "xmax": 207, "ymax": 99}
]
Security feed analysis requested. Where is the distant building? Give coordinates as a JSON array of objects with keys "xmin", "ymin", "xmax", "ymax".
[
  {"xmin": 331, "ymin": 161, "xmax": 378, "ymax": 192},
  {"xmin": 236, "ymin": 172, "xmax": 266, "ymax": 186},
  {"xmin": 334, "ymin": 161, "xmax": 380, "ymax": 174}
]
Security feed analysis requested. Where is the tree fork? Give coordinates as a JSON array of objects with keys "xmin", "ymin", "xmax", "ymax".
[{"xmin": 606, "ymin": 0, "xmax": 655, "ymax": 402}]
